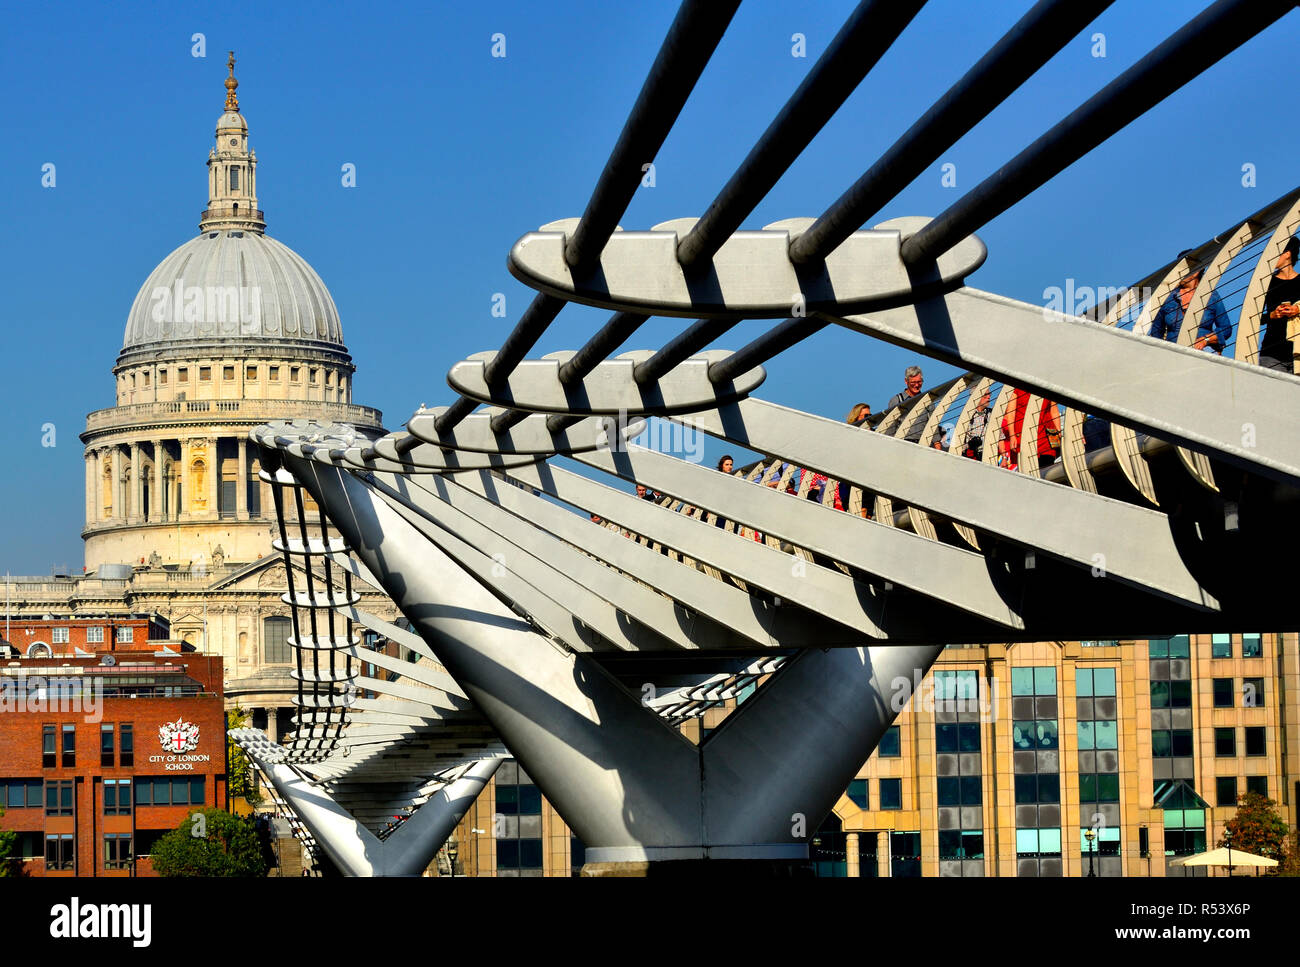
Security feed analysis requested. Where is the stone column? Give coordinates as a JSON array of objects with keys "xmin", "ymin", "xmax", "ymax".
[
  {"xmin": 130, "ymin": 443, "xmax": 143, "ymax": 523},
  {"xmin": 208, "ymin": 437, "xmax": 220, "ymax": 517},
  {"xmin": 111, "ymin": 447, "xmax": 125, "ymax": 521},
  {"xmin": 84, "ymin": 451, "xmax": 95, "ymax": 528},
  {"xmin": 152, "ymin": 443, "xmax": 164, "ymax": 522},
  {"xmin": 236, "ymin": 436, "xmax": 249, "ymax": 519},
  {"xmin": 266, "ymin": 707, "xmax": 280, "ymax": 744},
  {"xmin": 846, "ymin": 831, "xmax": 860, "ymax": 878},
  {"xmin": 878, "ymin": 832, "xmax": 890, "ymax": 877},
  {"xmin": 93, "ymin": 449, "xmax": 103, "ymax": 521}
]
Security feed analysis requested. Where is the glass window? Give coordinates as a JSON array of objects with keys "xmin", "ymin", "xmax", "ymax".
[
  {"xmin": 120, "ymin": 725, "xmax": 133, "ymax": 767},
  {"xmin": 938, "ymin": 830, "xmax": 963, "ymax": 859},
  {"xmin": 51, "ymin": 627, "xmax": 69, "ymax": 644},
  {"xmin": 246, "ymin": 366, "xmax": 258, "ymax": 380},
  {"xmin": 496, "ymin": 839, "xmax": 519, "ymax": 869},
  {"xmin": 879, "ymin": 778, "xmax": 902, "ymax": 810},
  {"xmin": 1216, "ymin": 776, "xmax": 1237, "ymax": 807},
  {"xmin": 229, "ymin": 165, "xmax": 240, "ymax": 190},
  {"xmin": 1094, "ymin": 721, "xmax": 1118, "ymax": 750},
  {"xmin": 1096, "ymin": 773, "xmax": 1120, "ymax": 802},
  {"xmin": 1169, "ymin": 680, "xmax": 1191, "ymax": 708},
  {"xmin": 100, "ymin": 725, "xmax": 114, "ymax": 767},
  {"xmin": 1215, "ymin": 727, "xmax": 1236, "ymax": 757},
  {"xmin": 1213, "ymin": 678, "xmax": 1234, "ymax": 708},
  {"xmin": 104, "ymin": 779, "xmax": 131, "ymax": 816},
  {"xmin": 104, "ymin": 834, "xmax": 132, "ymax": 871},
  {"xmin": 1169, "ymin": 635, "xmax": 1190, "ymax": 659},
  {"xmin": 1079, "ymin": 773, "xmax": 1097, "ymax": 802},
  {"xmin": 1035, "ymin": 720, "xmax": 1059, "ymax": 749},
  {"xmin": 45, "ymin": 780, "xmax": 73, "ymax": 816},
  {"xmin": 958, "ymin": 722, "xmax": 980, "ymax": 752},
  {"xmin": 116, "ymin": 626, "xmax": 133, "ymax": 642},
  {"xmin": 935, "ymin": 724, "xmax": 958, "ymax": 753},
  {"xmin": 1172, "ymin": 730, "xmax": 1193, "ymax": 757},
  {"xmin": 1242, "ymin": 678, "xmax": 1264, "ymax": 708},
  {"xmin": 1150, "ymin": 680, "xmax": 1169, "ymax": 708},
  {"xmin": 960, "ymin": 776, "xmax": 981, "ymax": 806},
  {"xmin": 1152, "ymin": 731, "xmax": 1172, "ymax": 757},
  {"xmin": 45, "ymin": 834, "xmax": 74, "ymax": 871},
  {"xmin": 847, "ymin": 779, "xmax": 868, "ymax": 809},
  {"xmin": 1211, "ymin": 633, "xmax": 1232, "ymax": 658},
  {"xmin": 1015, "ymin": 775, "xmax": 1037, "ymax": 804},
  {"xmin": 1012, "ymin": 721, "xmax": 1037, "ymax": 749},
  {"xmin": 61, "ymin": 724, "xmax": 75, "ymax": 766},
  {"xmin": 263, "ymin": 616, "xmax": 292, "ymax": 663},
  {"xmin": 1077, "ymin": 669, "xmax": 1093, "ymax": 697},
  {"xmin": 496, "ymin": 783, "xmax": 517, "ymax": 815},
  {"xmin": 133, "ymin": 778, "xmax": 150, "ymax": 805},
  {"xmin": 1244, "ymin": 727, "xmax": 1265, "ymax": 757},
  {"xmin": 1241, "ymin": 634, "xmax": 1262, "ymax": 658},
  {"xmin": 519, "ymin": 839, "xmax": 543, "ymax": 869},
  {"xmin": 1148, "ymin": 638, "xmax": 1169, "ymax": 658},
  {"xmin": 189, "ymin": 777, "xmax": 205, "ymax": 804},
  {"xmin": 1078, "ymin": 721, "xmax": 1094, "ymax": 750},
  {"xmin": 1037, "ymin": 774, "xmax": 1060, "ymax": 803},
  {"xmin": 86, "ymin": 626, "xmax": 104, "ymax": 643},
  {"xmin": 1011, "ymin": 668, "xmax": 1034, "ymax": 696},
  {"xmin": 42, "ymin": 725, "xmax": 56, "ymax": 768},
  {"xmin": 1033, "ymin": 667, "xmax": 1056, "ymax": 696},
  {"xmin": 1246, "ymin": 776, "xmax": 1268, "ymax": 798},
  {"xmin": 1015, "ymin": 829, "xmax": 1039, "ymax": 854},
  {"xmin": 1038, "ymin": 828, "xmax": 1062, "ymax": 854},
  {"xmin": 878, "ymin": 726, "xmax": 900, "ymax": 758},
  {"xmin": 1097, "ymin": 666, "xmax": 1119, "ymax": 696}
]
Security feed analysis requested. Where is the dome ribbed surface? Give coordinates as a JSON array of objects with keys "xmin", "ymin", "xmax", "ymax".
[{"xmin": 122, "ymin": 231, "xmax": 344, "ymax": 350}]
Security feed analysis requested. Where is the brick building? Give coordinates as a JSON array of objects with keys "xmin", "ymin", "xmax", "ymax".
[{"xmin": 0, "ymin": 614, "xmax": 227, "ymax": 875}]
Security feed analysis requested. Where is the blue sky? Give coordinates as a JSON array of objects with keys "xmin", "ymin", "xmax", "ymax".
[{"xmin": 2, "ymin": 0, "xmax": 1296, "ymax": 573}]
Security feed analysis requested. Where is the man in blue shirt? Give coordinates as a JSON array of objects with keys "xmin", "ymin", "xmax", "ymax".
[{"xmin": 1149, "ymin": 266, "xmax": 1232, "ymax": 353}]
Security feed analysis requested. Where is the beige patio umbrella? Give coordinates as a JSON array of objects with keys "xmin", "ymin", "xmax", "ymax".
[{"xmin": 1171, "ymin": 846, "xmax": 1278, "ymax": 874}]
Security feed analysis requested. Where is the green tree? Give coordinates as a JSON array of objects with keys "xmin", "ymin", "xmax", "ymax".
[
  {"xmin": 1278, "ymin": 828, "xmax": 1300, "ymax": 878},
  {"xmin": 0, "ymin": 808, "xmax": 21, "ymax": 877},
  {"xmin": 227, "ymin": 706, "xmax": 262, "ymax": 805},
  {"xmin": 1219, "ymin": 791, "xmax": 1290, "ymax": 872},
  {"xmin": 150, "ymin": 808, "xmax": 267, "ymax": 877}
]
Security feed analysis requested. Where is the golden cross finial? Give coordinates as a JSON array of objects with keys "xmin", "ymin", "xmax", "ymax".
[{"xmin": 224, "ymin": 50, "xmax": 240, "ymax": 112}]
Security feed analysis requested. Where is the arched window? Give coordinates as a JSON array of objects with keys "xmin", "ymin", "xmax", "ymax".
[{"xmin": 263, "ymin": 616, "xmax": 292, "ymax": 663}]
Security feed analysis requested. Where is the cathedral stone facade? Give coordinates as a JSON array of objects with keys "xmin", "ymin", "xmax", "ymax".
[{"xmin": 6, "ymin": 55, "xmax": 400, "ymax": 738}]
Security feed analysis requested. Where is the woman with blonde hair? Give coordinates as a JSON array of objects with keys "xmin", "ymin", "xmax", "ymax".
[
  {"xmin": 839, "ymin": 403, "xmax": 872, "ymax": 517},
  {"xmin": 845, "ymin": 402, "xmax": 872, "ymax": 427}
]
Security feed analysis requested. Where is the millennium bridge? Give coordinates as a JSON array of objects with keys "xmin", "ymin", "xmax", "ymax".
[{"xmin": 231, "ymin": 0, "xmax": 1300, "ymax": 876}]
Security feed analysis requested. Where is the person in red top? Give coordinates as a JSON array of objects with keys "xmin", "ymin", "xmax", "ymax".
[{"xmin": 999, "ymin": 388, "xmax": 1062, "ymax": 471}]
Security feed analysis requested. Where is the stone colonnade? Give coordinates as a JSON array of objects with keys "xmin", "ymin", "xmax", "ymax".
[{"xmin": 85, "ymin": 434, "xmax": 271, "ymax": 527}]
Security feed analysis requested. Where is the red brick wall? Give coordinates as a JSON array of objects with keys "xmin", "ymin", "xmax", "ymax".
[{"xmin": 0, "ymin": 654, "xmax": 226, "ymax": 876}]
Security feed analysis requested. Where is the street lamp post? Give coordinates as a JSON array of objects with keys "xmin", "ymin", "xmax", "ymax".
[{"xmin": 1084, "ymin": 828, "xmax": 1097, "ymax": 877}]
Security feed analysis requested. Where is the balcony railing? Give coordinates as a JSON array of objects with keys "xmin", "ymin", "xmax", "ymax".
[
  {"xmin": 200, "ymin": 208, "xmax": 265, "ymax": 224},
  {"xmin": 85, "ymin": 398, "xmax": 383, "ymax": 433}
]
